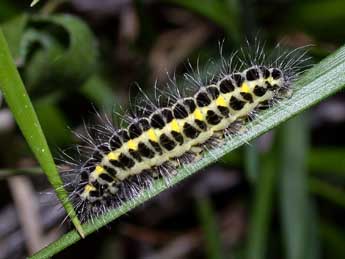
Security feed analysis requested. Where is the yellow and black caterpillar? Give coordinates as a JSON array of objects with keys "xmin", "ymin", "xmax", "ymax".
[{"xmin": 65, "ymin": 44, "xmax": 309, "ymax": 220}]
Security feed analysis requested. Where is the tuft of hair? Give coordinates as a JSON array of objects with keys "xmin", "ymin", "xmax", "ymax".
[{"xmin": 60, "ymin": 40, "xmax": 311, "ymax": 222}]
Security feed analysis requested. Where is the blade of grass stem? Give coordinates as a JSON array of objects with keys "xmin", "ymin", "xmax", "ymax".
[
  {"xmin": 309, "ymin": 148, "xmax": 345, "ymax": 175},
  {"xmin": 246, "ymin": 155, "xmax": 276, "ymax": 259},
  {"xmin": 196, "ymin": 197, "xmax": 223, "ymax": 259},
  {"xmin": 309, "ymin": 177, "xmax": 345, "ymax": 208},
  {"xmin": 279, "ymin": 114, "xmax": 311, "ymax": 259},
  {"xmin": 0, "ymin": 29, "xmax": 84, "ymax": 236},
  {"xmin": 244, "ymin": 142, "xmax": 260, "ymax": 184}
]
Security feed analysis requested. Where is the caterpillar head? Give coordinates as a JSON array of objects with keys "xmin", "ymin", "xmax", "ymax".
[{"xmin": 268, "ymin": 67, "xmax": 293, "ymax": 98}]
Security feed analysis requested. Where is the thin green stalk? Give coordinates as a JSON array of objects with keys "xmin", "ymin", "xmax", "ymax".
[
  {"xmin": 309, "ymin": 148, "xmax": 345, "ymax": 175},
  {"xmin": 244, "ymin": 142, "xmax": 260, "ymax": 184},
  {"xmin": 196, "ymin": 197, "xmax": 223, "ymax": 259},
  {"xmin": 246, "ymin": 155, "xmax": 276, "ymax": 259},
  {"xmin": 0, "ymin": 29, "xmax": 84, "ymax": 237},
  {"xmin": 279, "ymin": 114, "xmax": 312, "ymax": 259},
  {"xmin": 309, "ymin": 177, "xmax": 345, "ymax": 208}
]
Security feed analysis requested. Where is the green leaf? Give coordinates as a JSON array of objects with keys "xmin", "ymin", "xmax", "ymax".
[
  {"xmin": 34, "ymin": 98, "xmax": 72, "ymax": 146},
  {"xmin": 309, "ymin": 177, "xmax": 345, "ymax": 208},
  {"xmin": 1, "ymin": 14, "xmax": 28, "ymax": 59},
  {"xmin": 304, "ymin": 202, "xmax": 321, "ymax": 259},
  {"xmin": 0, "ymin": 29, "xmax": 84, "ymax": 236},
  {"xmin": 23, "ymin": 14, "xmax": 98, "ymax": 93},
  {"xmin": 222, "ymin": 148, "xmax": 345, "ymax": 176},
  {"xmin": 244, "ymin": 142, "xmax": 260, "ymax": 184},
  {"xmin": 2, "ymin": 14, "xmax": 98, "ymax": 98},
  {"xmin": 30, "ymin": 44, "xmax": 345, "ymax": 258},
  {"xmin": 279, "ymin": 114, "xmax": 314, "ymax": 259},
  {"xmin": 22, "ymin": 29, "xmax": 66, "ymax": 93},
  {"xmin": 246, "ymin": 154, "xmax": 276, "ymax": 259},
  {"xmin": 309, "ymin": 148, "xmax": 345, "ymax": 175}
]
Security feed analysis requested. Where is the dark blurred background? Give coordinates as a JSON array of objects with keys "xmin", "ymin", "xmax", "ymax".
[{"xmin": 0, "ymin": 0, "xmax": 345, "ymax": 258}]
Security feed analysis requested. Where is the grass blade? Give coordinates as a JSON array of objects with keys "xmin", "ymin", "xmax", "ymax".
[
  {"xmin": 309, "ymin": 177, "xmax": 345, "ymax": 208},
  {"xmin": 244, "ymin": 142, "xmax": 260, "ymax": 184},
  {"xmin": 30, "ymin": 44, "xmax": 345, "ymax": 258},
  {"xmin": 309, "ymin": 148, "xmax": 345, "ymax": 175},
  {"xmin": 0, "ymin": 29, "xmax": 84, "ymax": 236},
  {"xmin": 246, "ymin": 155, "xmax": 276, "ymax": 259},
  {"xmin": 279, "ymin": 114, "xmax": 312, "ymax": 259},
  {"xmin": 196, "ymin": 197, "xmax": 223, "ymax": 259}
]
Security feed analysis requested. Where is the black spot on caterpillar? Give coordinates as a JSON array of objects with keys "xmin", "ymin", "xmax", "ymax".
[{"xmin": 62, "ymin": 42, "xmax": 310, "ymax": 222}]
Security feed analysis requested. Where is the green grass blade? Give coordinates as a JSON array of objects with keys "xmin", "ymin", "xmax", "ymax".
[
  {"xmin": 0, "ymin": 29, "xmax": 84, "ymax": 236},
  {"xmin": 246, "ymin": 155, "xmax": 276, "ymax": 259},
  {"xmin": 196, "ymin": 197, "xmax": 223, "ymax": 259},
  {"xmin": 304, "ymin": 202, "xmax": 321, "ymax": 259},
  {"xmin": 30, "ymin": 44, "xmax": 345, "ymax": 258},
  {"xmin": 309, "ymin": 177, "xmax": 345, "ymax": 208},
  {"xmin": 279, "ymin": 114, "xmax": 311, "ymax": 259},
  {"xmin": 221, "ymin": 148, "xmax": 345, "ymax": 175},
  {"xmin": 309, "ymin": 148, "xmax": 345, "ymax": 175},
  {"xmin": 244, "ymin": 142, "xmax": 260, "ymax": 184}
]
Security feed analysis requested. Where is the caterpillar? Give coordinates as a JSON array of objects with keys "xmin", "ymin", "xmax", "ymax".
[{"xmin": 63, "ymin": 42, "xmax": 310, "ymax": 222}]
